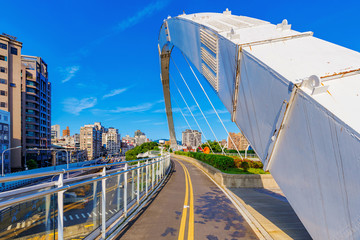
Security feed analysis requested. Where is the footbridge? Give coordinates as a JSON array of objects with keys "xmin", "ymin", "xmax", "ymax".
[
  {"xmin": 159, "ymin": 9, "xmax": 360, "ymax": 240},
  {"xmin": 0, "ymin": 10, "xmax": 359, "ymax": 240}
]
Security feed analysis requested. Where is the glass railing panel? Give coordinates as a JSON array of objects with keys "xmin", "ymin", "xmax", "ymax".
[
  {"xmin": 0, "ymin": 194, "xmax": 56, "ymax": 239},
  {"xmin": 63, "ymin": 181, "xmax": 101, "ymax": 240},
  {"xmin": 105, "ymin": 174, "xmax": 124, "ymax": 221}
]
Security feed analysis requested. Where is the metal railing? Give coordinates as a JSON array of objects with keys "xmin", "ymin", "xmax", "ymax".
[{"xmin": 0, "ymin": 154, "xmax": 171, "ymax": 240}]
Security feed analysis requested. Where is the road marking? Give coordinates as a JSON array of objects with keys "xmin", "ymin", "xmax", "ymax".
[
  {"xmin": 7, "ymin": 225, "xmax": 11, "ymax": 230},
  {"xmin": 81, "ymin": 213, "xmax": 86, "ymax": 218},
  {"xmin": 27, "ymin": 221, "xmax": 31, "ymax": 227},
  {"xmin": 69, "ymin": 215, "xmax": 73, "ymax": 220},
  {"xmin": 93, "ymin": 212, "xmax": 97, "ymax": 217},
  {"xmin": 85, "ymin": 224, "xmax": 94, "ymax": 228},
  {"xmin": 87, "ymin": 213, "xmax": 91, "ymax": 217},
  {"xmin": 21, "ymin": 221, "xmax": 25, "ymax": 228},
  {"xmin": 75, "ymin": 214, "xmax": 80, "ymax": 219},
  {"xmin": 177, "ymin": 160, "xmax": 194, "ymax": 240},
  {"xmin": 64, "ymin": 216, "xmax": 67, "ymax": 221},
  {"xmin": 177, "ymin": 160, "xmax": 189, "ymax": 240},
  {"xmin": 109, "ymin": 210, "xmax": 113, "ymax": 214}
]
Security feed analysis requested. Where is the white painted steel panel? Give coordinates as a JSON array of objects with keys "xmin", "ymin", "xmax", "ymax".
[{"xmin": 159, "ymin": 12, "xmax": 360, "ymax": 240}]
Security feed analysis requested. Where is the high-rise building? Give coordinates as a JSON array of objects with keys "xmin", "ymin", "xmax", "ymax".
[
  {"xmin": 227, "ymin": 132, "xmax": 249, "ymax": 151},
  {"xmin": 62, "ymin": 126, "xmax": 70, "ymax": 137},
  {"xmin": 21, "ymin": 55, "xmax": 51, "ymax": 167},
  {"xmin": 102, "ymin": 127, "xmax": 121, "ymax": 155},
  {"xmin": 51, "ymin": 124, "xmax": 60, "ymax": 140},
  {"xmin": 80, "ymin": 123, "xmax": 102, "ymax": 160},
  {"xmin": 134, "ymin": 130, "xmax": 144, "ymax": 137},
  {"xmin": 0, "ymin": 33, "xmax": 22, "ymax": 171},
  {"xmin": 0, "ymin": 110, "xmax": 11, "ymax": 173},
  {"xmin": 182, "ymin": 129, "xmax": 202, "ymax": 148}
]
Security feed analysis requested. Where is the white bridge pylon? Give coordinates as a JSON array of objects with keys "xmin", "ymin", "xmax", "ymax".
[{"xmin": 159, "ymin": 10, "xmax": 360, "ymax": 240}]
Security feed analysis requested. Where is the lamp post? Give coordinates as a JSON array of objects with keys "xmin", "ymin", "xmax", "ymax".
[{"xmin": 2, "ymin": 146, "xmax": 22, "ymax": 177}]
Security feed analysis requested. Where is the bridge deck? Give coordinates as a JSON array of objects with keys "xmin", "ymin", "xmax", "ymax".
[{"xmin": 116, "ymin": 157, "xmax": 258, "ymax": 239}]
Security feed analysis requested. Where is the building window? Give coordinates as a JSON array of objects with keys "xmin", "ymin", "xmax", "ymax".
[
  {"xmin": 0, "ymin": 79, "xmax": 6, "ymax": 84},
  {"xmin": 0, "ymin": 102, "xmax": 6, "ymax": 108},
  {"xmin": 0, "ymin": 55, "xmax": 7, "ymax": 62},
  {"xmin": 10, "ymin": 47, "xmax": 17, "ymax": 55},
  {"xmin": 4, "ymin": 116, "xmax": 7, "ymax": 122},
  {"xmin": 0, "ymin": 43, "xmax": 7, "ymax": 50},
  {"xmin": 3, "ymin": 125, "xmax": 8, "ymax": 131},
  {"xmin": 0, "ymin": 91, "xmax": 7, "ymax": 96},
  {"xmin": 9, "ymin": 83, "xmax": 15, "ymax": 87},
  {"xmin": 0, "ymin": 67, "xmax": 7, "ymax": 73}
]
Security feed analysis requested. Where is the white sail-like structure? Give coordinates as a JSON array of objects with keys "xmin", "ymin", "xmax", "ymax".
[{"xmin": 159, "ymin": 10, "xmax": 360, "ymax": 240}]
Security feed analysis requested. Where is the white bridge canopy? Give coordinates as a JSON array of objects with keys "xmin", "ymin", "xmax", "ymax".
[{"xmin": 159, "ymin": 9, "xmax": 360, "ymax": 240}]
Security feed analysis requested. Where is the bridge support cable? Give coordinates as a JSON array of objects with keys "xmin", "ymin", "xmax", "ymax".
[
  {"xmin": 170, "ymin": 91, "xmax": 214, "ymax": 154},
  {"xmin": 170, "ymin": 75, "xmax": 215, "ymax": 154},
  {"xmin": 170, "ymin": 56, "xmax": 226, "ymax": 155},
  {"xmin": 182, "ymin": 52, "xmax": 244, "ymax": 160}
]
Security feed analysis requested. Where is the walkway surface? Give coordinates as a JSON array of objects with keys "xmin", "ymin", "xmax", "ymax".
[
  {"xmin": 229, "ymin": 188, "xmax": 312, "ymax": 240},
  {"xmin": 116, "ymin": 157, "xmax": 259, "ymax": 239}
]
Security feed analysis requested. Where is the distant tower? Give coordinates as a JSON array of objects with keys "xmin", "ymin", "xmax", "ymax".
[{"xmin": 63, "ymin": 126, "xmax": 70, "ymax": 137}]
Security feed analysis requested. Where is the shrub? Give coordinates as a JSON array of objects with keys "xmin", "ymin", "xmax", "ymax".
[
  {"xmin": 174, "ymin": 151, "xmax": 234, "ymax": 171},
  {"xmin": 240, "ymin": 161, "xmax": 250, "ymax": 172}
]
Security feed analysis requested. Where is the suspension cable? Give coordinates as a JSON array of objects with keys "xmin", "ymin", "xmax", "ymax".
[
  {"xmin": 182, "ymin": 52, "xmax": 243, "ymax": 159},
  {"xmin": 170, "ymin": 75, "xmax": 215, "ymax": 154},
  {"xmin": 171, "ymin": 56, "xmax": 226, "ymax": 155}
]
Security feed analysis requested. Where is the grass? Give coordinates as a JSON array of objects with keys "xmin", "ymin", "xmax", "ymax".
[{"xmin": 222, "ymin": 167, "xmax": 269, "ymax": 175}]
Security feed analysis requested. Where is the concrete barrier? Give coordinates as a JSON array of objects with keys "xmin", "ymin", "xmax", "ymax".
[{"xmin": 171, "ymin": 154, "xmax": 279, "ymax": 189}]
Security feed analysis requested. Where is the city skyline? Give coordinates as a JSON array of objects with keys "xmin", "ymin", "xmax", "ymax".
[{"xmin": 0, "ymin": 0, "xmax": 358, "ymax": 141}]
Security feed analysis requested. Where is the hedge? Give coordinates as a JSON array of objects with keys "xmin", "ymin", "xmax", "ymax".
[{"xmin": 174, "ymin": 151, "xmax": 235, "ymax": 171}]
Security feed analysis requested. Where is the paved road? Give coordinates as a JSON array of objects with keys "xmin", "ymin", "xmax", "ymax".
[{"xmin": 117, "ymin": 157, "xmax": 258, "ymax": 240}]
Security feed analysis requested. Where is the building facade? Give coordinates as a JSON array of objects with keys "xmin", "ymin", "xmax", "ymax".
[
  {"xmin": 51, "ymin": 124, "xmax": 60, "ymax": 140},
  {"xmin": 21, "ymin": 55, "xmax": 51, "ymax": 168},
  {"xmin": 80, "ymin": 124, "xmax": 102, "ymax": 160},
  {"xmin": 0, "ymin": 33, "xmax": 22, "ymax": 170},
  {"xmin": 227, "ymin": 132, "xmax": 249, "ymax": 151},
  {"xmin": 102, "ymin": 127, "xmax": 121, "ymax": 155},
  {"xmin": 0, "ymin": 110, "xmax": 10, "ymax": 173},
  {"xmin": 182, "ymin": 129, "xmax": 202, "ymax": 148},
  {"xmin": 62, "ymin": 126, "xmax": 70, "ymax": 137}
]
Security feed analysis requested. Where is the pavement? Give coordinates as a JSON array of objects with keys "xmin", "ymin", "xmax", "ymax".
[{"xmin": 117, "ymin": 157, "xmax": 259, "ymax": 240}]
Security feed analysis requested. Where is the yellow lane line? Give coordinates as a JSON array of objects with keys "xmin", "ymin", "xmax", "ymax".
[
  {"xmin": 184, "ymin": 165, "xmax": 194, "ymax": 240},
  {"xmin": 177, "ymin": 160, "xmax": 189, "ymax": 240}
]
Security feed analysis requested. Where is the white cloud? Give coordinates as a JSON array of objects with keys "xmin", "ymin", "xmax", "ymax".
[
  {"xmin": 116, "ymin": 0, "xmax": 169, "ymax": 31},
  {"xmin": 103, "ymin": 88, "xmax": 128, "ymax": 99},
  {"xmin": 153, "ymin": 122, "xmax": 166, "ymax": 126},
  {"xmin": 109, "ymin": 103, "xmax": 154, "ymax": 113},
  {"xmin": 205, "ymin": 109, "xmax": 229, "ymax": 115},
  {"xmin": 59, "ymin": 66, "xmax": 80, "ymax": 83},
  {"xmin": 63, "ymin": 97, "xmax": 97, "ymax": 115}
]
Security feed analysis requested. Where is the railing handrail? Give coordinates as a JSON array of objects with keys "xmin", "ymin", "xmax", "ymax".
[
  {"xmin": 0, "ymin": 156, "xmax": 166, "ymax": 210},
  {"xmin": 0, "ymin": 156, "xmax": 163, "ymax": 183}
]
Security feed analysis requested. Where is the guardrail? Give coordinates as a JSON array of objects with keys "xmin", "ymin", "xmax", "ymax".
[{"xmin": 0, "ymin": 154, "xmax": 171, "ymax": 240}]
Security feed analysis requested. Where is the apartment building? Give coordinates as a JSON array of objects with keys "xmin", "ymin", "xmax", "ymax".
[
  {"xmin": 21, "ymin": 55, "xmax": 51, "ymax": 167},
  {"xmin": 0, "ymin": 110, "xmax": 11, "ymax": 173},
  {"xmin": 0, "ymin": 33, "xmax": 22, "ymax": 170},
  {"xmin": 80, "ymin": 124, "xmax": 102, "ymax": 160},
  {"xmin": 102, "ymin": 127, "xmax": 121, "ymax": 155},
  {"xmin": 227, "ymin": 132, "xmax": 249, "ymax": 151},
  {"xmin": 182, "ymin": 129, "xmax": 202, "ymax": 148},
  {"xmin": 51, "ymin": 124, "xmax": 60, "ymax": 140},
  {"xmin": 62, "ymin": 126, "xmax": 70, "ymax": 137}
]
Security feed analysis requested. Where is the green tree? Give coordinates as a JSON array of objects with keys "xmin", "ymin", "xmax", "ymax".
[
  {"xmin": 201, "ymin": 140, "xmax": 223, "ymax": 153},
  {"xmin": 125, "ymin": 142, "xmax": 160, "ymax": 160},
  {"xmin": 26, "ymin": 159, "xmax": 38, "ymax": 170}
]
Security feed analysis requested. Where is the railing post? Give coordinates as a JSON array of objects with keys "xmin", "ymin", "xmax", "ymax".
[
  {"xmin": 57, "ymin": 173, "xmax": 64, "ymax": 240},
  {"xmin": 131, "ymin": 169, "xmax": 135, "ymax": 200},
  {"xmin": 141, "ymin": 161, "xmax": 144, "ymax": 192},
  {"xmin": 101, "ymin": 167, "xmax": 106, "ymax": 239},
  {"xmin": 146, "ymin": 160, "xmax": 148, "ymax": 196},
  {"xmin": 152, "ymin": 159, "xmax": 155, "ymax": 189},
  {"xmin": 124, "ymin": 163, "xmax": 128, "ymax": 217},
  {"xmin": 156, "ymin": 161, "xmax": 159, "ymax": 183},
  {"xmin": 137, "ymin": 162, "xmax": 140, "ymax": 204},
  {"xmin": 117, "ymin": 174, "xmax": 121, "ymax": 211}
]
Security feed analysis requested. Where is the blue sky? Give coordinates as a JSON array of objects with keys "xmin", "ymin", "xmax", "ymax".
[{"xmin": 1, "ymin": 0, "xmax": 359, "ymax": 141}]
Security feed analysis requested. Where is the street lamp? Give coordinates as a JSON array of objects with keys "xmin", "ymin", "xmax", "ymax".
[{"xmin": 2, "ymin": 146, "xmax": 22, "ymax": 176}]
